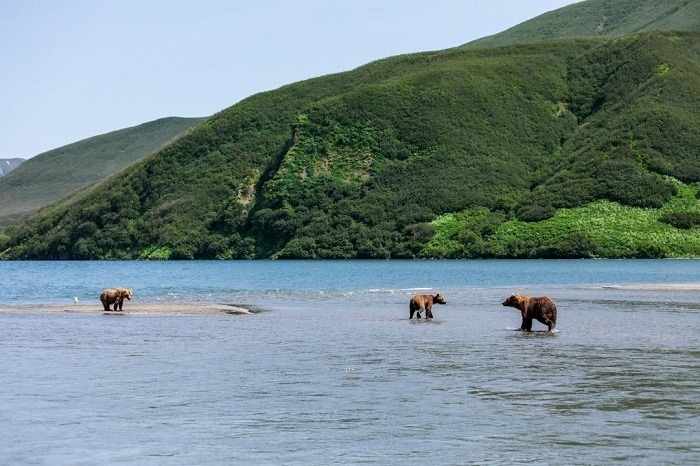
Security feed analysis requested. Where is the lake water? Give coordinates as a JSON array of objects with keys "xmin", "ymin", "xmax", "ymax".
[{"xmin": 1, "ymin": 260, "xmax": 700, "ymax": 464}]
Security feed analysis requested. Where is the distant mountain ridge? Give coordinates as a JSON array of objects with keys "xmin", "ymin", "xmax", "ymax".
[
  {"xmin": 464, "ymin": 0, "xmax": 700, "ymax": 48},
  {"xmin": 2, "ymin": 0, "xmax": 699, "ymax": 259},
  {"xmin": 0, "ymin": 158, "xmax": 25, "ymax": 176},
  {"xmin": 0, "ymin": 117, "xmax": 205, "ymax": 227}
]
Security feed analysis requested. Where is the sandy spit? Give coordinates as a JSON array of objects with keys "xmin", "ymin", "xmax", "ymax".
[{"xmin": 0, "ymin": 302, "xmax": 254, "ymax": 315}]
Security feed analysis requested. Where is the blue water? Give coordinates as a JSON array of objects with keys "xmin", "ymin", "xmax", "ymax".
[
  {"xmin": 1, "ymin": 260, "xmax": 700, "ymax": 464},
  {"xmin": 2, "ymin": 259, "xmax": 699, "ymax": 306}
]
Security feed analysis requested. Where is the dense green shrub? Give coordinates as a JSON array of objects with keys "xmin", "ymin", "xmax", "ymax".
[
  {"xmin": 597, "ymin": 159, "xmax": 677, "ymax": 208},
  {"xmin": 659, "ymin": 212, "xmax": 700, "ymax": 229},
  {"xmin": 538, "ymin": 232, "xmax": 599, "ymax": 258},
  {"xmin": 2, "ymin": 32, "xmax": 699, "ymax": 260},
  {"xmin": 516, "ymin": 204, "xmax": 557, "ymax": 222}
]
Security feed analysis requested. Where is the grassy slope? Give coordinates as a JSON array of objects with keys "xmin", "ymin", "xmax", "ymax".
[
  {"xmin": 0, "ymin": 117, "xmax": 205, "ymax": 227},
  {"xmin": 464, "ymin": 0, "xmax": 700, "ymax": 48},
  {"xmin": 425, "ymin": 31, "xmax": 700, "ymax": 259},
  {"xmin": 0, "ymin": 41, "xmax": 589, "ymax": 258},
  {"xmin": 3, "ymin": 32, "xmax": 699, "ymax": 259},
  {"xmin": 425, "ymin": 194, "xmax": 700, "ymax": 259},
  {"xmin": 1, "ymin": 0, "xmax": 699, "ymax": 260}
]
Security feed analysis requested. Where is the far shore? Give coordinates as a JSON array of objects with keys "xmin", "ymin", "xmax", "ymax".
[{"xmin": 0, "ymin": 301, "xmax": 255, "ymax": 315}]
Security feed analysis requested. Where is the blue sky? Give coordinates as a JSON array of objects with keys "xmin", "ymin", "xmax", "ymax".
[{"xmin": 1, "ymin": 0, "xmax": 580, "ymax": 159}]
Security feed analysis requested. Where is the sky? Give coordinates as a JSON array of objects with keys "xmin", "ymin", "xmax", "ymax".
[{"xmin": 1, "ymin": 0, "xmax": 581, "ymax": 160}]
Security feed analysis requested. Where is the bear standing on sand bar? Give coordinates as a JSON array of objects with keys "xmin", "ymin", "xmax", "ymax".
[
  {"xmin": 409, "ymin": 293, "xmax": 446, "ymax": 319},
  {"xmin": 502, "ymin": 293, "xmax": 557, "ymax": 331},
  {"xmin": 100, "ymin": 287, "xmax": 133, "ymax": 311}
]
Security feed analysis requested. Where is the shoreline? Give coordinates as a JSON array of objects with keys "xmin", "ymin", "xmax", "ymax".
[
  {"xmin": 598, "ymin": 283, "xmax": 700, "ymax": 291},
  {"xmin": 2, "ymin": 282, "xmax": 699, "ymax": 316},
  {"xmin": 0, "ymin": 301, "xmax": 255, "ymax": 315}
]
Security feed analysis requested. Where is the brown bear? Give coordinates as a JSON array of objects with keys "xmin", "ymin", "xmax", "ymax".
[
  {"xmin": 100, "ymin": 287, "xmax": 133, "ymax": 311},
  {"xmin": 409, "ymin": 293, "xmax": 446, "ymax": 319},
  {"xmin": 502, "ymin": 293, "xmax": 557, "ymax": 331}
]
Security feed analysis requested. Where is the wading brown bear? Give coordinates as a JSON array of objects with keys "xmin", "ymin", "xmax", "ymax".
[
  {"xmin": 502, "ymin": 293, "xmax": 557, "ymax": 331},
  {"xmin": 409, "ymin": 293, "xmax": 446, "ymax": 319},
  {"xmin": 100, "ymin": 287, "xmax": 133, "ymax": 311}
]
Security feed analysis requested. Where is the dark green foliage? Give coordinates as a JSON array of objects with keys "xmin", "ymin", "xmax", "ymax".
[
  {"xmin": 2, "ymin": 27, "xmax": 700, "ymax": 259},
  {"xmin": 516, "ymin": 205, "xmax": 557, "ymax": 222},
  {"xmin": 538, "ymin": 232, "xmax": 599, "ymax": 259},
  {"xmin": 527, "ymin": 31, "xmax": 698, "ymax": 214},
  {"xmin": 419, "ymin": 208, "xmax": 508, "ymax": 259},
  {"xmin": 660, "ymin": 212, "xmax": 700, "ymax": 229},
  {"xmin": 597, "ymin": 159, "xmax": 677, "ymax": 208}
]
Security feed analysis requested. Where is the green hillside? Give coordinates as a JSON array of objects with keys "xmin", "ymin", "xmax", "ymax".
[
  {"xmin": 0, "ymin": 117, "xmax": 205, "ymax": 227},
  {"xmin": 2, "ymin": 27, "xmax": 698, "ymax": 260},
  {"xmin": 465, "ymin": 0, "xmax": 700, "ymax": 48}
]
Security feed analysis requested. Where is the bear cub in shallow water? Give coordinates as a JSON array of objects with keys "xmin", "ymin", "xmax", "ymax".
[
  {"xmin": 409, "ymin": 293, "xmax": 446, "ymax": 319},
  {"xmin": 502, "ymin": 293, "xmax": 557, "ymax": 331}
]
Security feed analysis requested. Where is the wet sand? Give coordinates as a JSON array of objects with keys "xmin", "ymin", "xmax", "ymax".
[{"xmin": 0, "ymin": 302, "xmax": 254, "ymax": 315}]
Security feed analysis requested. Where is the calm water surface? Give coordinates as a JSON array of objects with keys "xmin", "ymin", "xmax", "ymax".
[{"xmin": 1, "ymin": 260, "xmax": 699, "ymax": 464}]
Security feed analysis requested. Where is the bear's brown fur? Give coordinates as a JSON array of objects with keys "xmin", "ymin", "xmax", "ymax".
[
  {"xmin": 100, "ymin": 287, "xmax": 133, "ymax": 311},
  {"xmin": 409, "ymin": 293, "xmax": 446, "ymax": 319},
  {"xmin": 502, "ymin": 293, "xmax": 557, "ymax": 331}
]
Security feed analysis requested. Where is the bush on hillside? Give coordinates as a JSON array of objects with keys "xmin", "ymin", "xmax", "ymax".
[
  {"xmin": 659, "ymin": 211, "xmax": 700, "ymax": 229},
  {"xmin": 597, "ymin": 159, "xmax": 676, "ymax": 208},
  {"xmin": 516, "ymin": 204, "xmax": 557, "ymax": 222}
]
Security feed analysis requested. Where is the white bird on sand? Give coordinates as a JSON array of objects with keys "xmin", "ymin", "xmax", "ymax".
[{"xmin": 74, "ymin": 297, "xmax": 79, "ymax": 304}]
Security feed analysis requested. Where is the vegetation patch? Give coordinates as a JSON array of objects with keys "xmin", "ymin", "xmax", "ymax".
[{"xmin": 1, "ymin": 29, "xmax": 699, "ymax": 260}]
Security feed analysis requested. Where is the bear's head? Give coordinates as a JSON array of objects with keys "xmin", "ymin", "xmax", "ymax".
[
  {"xmin": 502, "ymin": 293, "xmax": 523, "ymax": 308},
  {"xmin": 117, "ymin": 287, "xmax": 133, "ymax": 300},
  {"xmin": 433, "ymin": 293, "xmax": 447, "ymax": 305}
]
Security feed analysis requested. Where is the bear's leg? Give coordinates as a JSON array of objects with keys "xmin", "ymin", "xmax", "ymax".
[
  {"xmin": 410, "ymin": 308, "xmax": 416, "ymax": 319},
  {"xmin": 536, "ymin": 315, "xmax": 555, "ymax": 331},
  {"xmin": 521, "ymin": 316, "xmax": 533, "ymax": 331},
  {"xmin": 537, "ymin": 311, "xmax": 556, "ymax": 332},
  {"xmin": 545, "ymin": 318, "xmax": 555, "ymax": 331},
  {"xmin": 426, "ymin": 308, "xmax": 433, "ymax": 318},
  {"xmin": 102, "ymin": 302, "xmax": 109, "ymax": 311}
]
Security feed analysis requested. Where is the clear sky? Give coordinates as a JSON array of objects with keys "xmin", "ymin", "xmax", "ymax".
[{"xmin": 1, "ymin": 0, "xmax": 581, "ymax": 159}]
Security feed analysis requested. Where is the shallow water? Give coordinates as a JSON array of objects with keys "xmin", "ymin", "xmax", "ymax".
[{"xmin": 1, "ymin": 260, "xmax": 700, "ymax": 464}]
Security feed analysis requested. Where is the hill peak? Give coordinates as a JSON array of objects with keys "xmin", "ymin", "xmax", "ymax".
[{"xmin": 463, "ymin": 0, "xmax": 700, "ymax": 48}]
